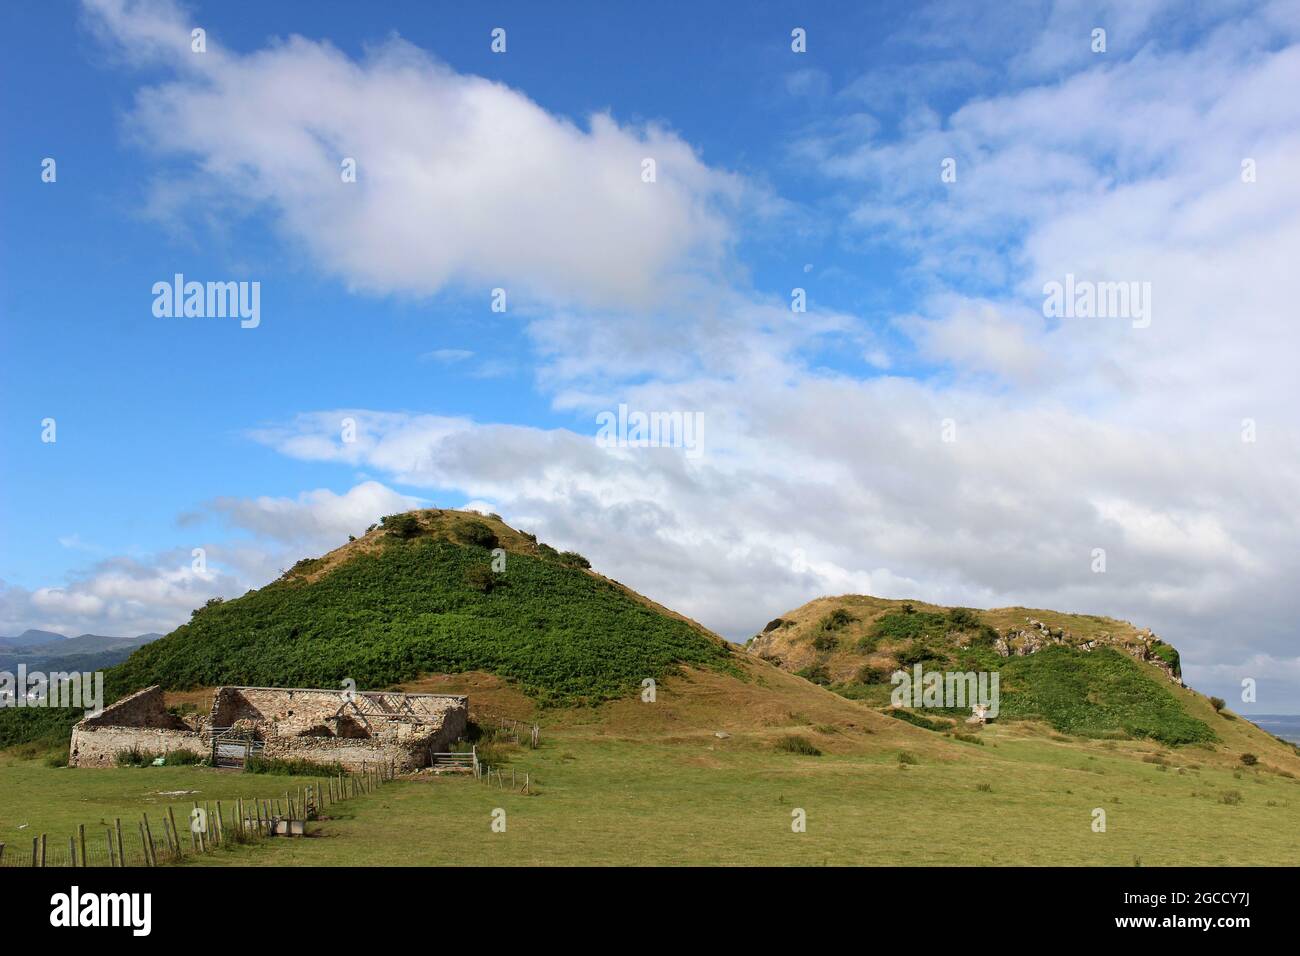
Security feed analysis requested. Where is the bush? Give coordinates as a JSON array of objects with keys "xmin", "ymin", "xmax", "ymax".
[
  {"xmin": 947, "ymin": 607, "xmax": 981, "ymax": 630},
  {"xmin": 897, "ymin": 750, "xmax": 918, "ymax": 765},
  {"xmin": 869, "ymin": 610, "xmax": 949, "ymax": 645},
  {"xmin": 115, "ymin": 746, "xmax": 159, "ymax": 767},
  {"xmin": 823, "ymin": 608, "xmax": 856, "ymax": 630},
  {"xmin": 1240, "ymin": 752, "xmax": 1258, "ymax": 766},
  {"xmin": 895, "ymin": 639, "xmax": 949, "ymax": 667},
  {"xmin": 244, "ymin": 755, "xmax": 345, "ymax": 777},
  {"xmin": 459, "ymin": 521, "xmax": 499, "ymax": 550},
  {"xmin": 1219, "ymin": 790, "xmax": 1243, "ymax": 805},
  {"xmin": 855, "ymin": 664, "xmax": 891, "ymax": 684},
  {"xmin": 164, "ymin": 749, "xmax": 207, "ymax": 766},
  {"xmin": 191, "ymin": 596, "xmax": 223, "ymax": 619},
  {"xmin": 811, "ymin": 631, "xmax": 839, "ymax": 652},
  {"xmin": 888, "ymin": 709, "xmax": 949, "ymax": 731},
  {"xmin": 463, "ymin": 564, "xmax": 498, "ymax": 593},
  {"xmin": 382, "ymin": 513, "xmax": 421, "ymax": 539},
  {"xmin": 763, "ymin": 618, "xmax": 785, "ymax": 633},
  {"xmin": 1210, "ymin": 697, "xmax": 1226, "ymax": 713},
  {"xmin": 795, "ymin": 664, "xmax": 831, "ymax": 686},
  {"xmin": 558, "ymin": 551, "xmax": 591, "ymax": 570},
  {"xmin": 775, "ymin": 735, "xmax": 821, "ymax": 756}
]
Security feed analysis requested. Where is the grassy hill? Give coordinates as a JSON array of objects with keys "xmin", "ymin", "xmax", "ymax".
[
  {"xmin": 747, "ymin": 595, "xmax": 1231, "ymax": 746},
  {"xmin": 118, "ymin": 509, "xmax": 740, "ymax": 705},
  {"xmin": 3, "ymin": 516, "xmax": 1299, "ymax": 865}
]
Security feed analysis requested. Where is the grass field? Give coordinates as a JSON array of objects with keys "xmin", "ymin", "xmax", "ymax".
[{"xmin": 4, "ymin": 667, "xmax": 1297, "ymax": 866}]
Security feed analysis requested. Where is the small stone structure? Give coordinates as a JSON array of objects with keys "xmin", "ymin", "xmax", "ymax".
[{"xmin": 69, "ymin": 684, "xmax": 468, "ymax": 772}]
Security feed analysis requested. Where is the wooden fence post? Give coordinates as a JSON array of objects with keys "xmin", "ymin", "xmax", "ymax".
[
  {"xmin": 167, "ymin": 806, "xmax": 180, "ymax": 857},
  {"xmin": 114, "ymin": 818, "xmax": 124, "ymax": 866},
  {"xmin": 78, "ymin": 824, "xmax": 87, "ymax": 868},
  {"xmin": 142, "ymin": 814, "xmax": 156, "ymax": 866}
]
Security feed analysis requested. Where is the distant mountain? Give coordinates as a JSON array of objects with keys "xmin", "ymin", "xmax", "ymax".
[
  {"xmin": 0, "ymin": 631, "xmax": 163, "ymax": 672},
  {"xmin": 0, "ymin": 629, "xmax": 66, "ymax": 649}
]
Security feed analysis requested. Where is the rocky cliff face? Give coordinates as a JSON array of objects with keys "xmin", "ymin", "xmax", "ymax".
[{"xmin": 992, "ymin": 619, "xmax": 1183, "ymax": 685}]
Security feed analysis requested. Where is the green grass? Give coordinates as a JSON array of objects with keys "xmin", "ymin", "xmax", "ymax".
[
  {"xmin": 0, "ymin": 755, "xmax": 337, "ymax": 856},
  {"xmin": 97, "ymin": 732, "xmax": 1300, "ymax": 866},
  {"xmin": 4, "ymin": 721, "xmax": 1296, "ymax": 866}
]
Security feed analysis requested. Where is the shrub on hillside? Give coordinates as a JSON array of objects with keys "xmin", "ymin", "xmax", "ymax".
[
  {"xmin": 870, "ymin": 609, "xmax": 949, "ymax": 644},
  {"xmin": 895, "ymin": 639, "xmax": 949, "ymax": 667},
  {"xmin": 463, "ymin": 565, "xmax": 498, "ymax": 593},
  {"xmin": 1210, "ymin": 696, "xmax": 1226, "ymax": 712},
  {"xmin": 191, "ymin": 596, "xmax": 223, "ymax": 619},
  {"xmin": 558, "ymin": 551, "xmax": 591, "ymax": 570},
  {"xmin": 774, "ymin": 735, "xmax": 821, "ymax": 756},
  {"xmin": 947, "ymin": 607, "xmax": 981, "ymax": 630},
  {"xmin": 1240, "ymin": 752, "xmax": 1258, "ymax": 766},
  {"xmin": 812, "ymin": 631, "xmax": 839, "ymax": 652},
  {"xmin": 856, "ymin": 664, "xmax": 891, "ymax": 684},
  {"xmin": 821, "ymin": 608, "xmax": 856, "ymax": 630},
  {"xmin": 459, "ymin": 521, "xmax": 499, "ymax": 550},
  {"xmin": 763, "ymin": 618, "xmax": 785, "ymax": 633},
  {"xmin": 382, "ymin": 513, "xmax": 421, "ymax": 539},
  {"xmin": 795, "ymin": 663, "xmax": 831, "ymax": 686}
]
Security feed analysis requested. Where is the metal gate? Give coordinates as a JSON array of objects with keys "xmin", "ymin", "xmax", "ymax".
[{"xmin": 209, "ymin": 727, "xmax": 264, "ymax": 768}]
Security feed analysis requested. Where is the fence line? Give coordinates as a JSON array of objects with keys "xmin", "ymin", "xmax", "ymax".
[{"xmin": 0, "ymin": 761, "xmax": 399, "ymax": 868}]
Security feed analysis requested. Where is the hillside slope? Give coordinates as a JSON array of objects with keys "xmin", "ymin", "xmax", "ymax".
[
  {"xmin": 115, "ymin": 510, "xmax": 737, "ymax": 705},
  {"xmin": 747, "ymin": 595, "xmax": 1290, "ymax": 757}
]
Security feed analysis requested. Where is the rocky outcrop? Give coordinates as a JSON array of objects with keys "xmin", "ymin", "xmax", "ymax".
[{"xmin": 993, "ymin": 619, "xmax": 1182, "ymax": 685}]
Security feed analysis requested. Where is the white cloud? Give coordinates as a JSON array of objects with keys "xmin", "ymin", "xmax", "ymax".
[
  {"xmin": 83, "ymin": 0, "xmax": 743, "ymax": 312},
  {"xmin": 203, "ymin": 481, "xmax": 424, "ymax": 546}
]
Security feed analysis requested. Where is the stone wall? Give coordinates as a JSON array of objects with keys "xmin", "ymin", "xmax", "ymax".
[
  {"xmin": 70, "ymin": 684, "xmax": 469, "ymax": 772},
  {"xmin": 213, "ymin": 687, "xmax": 468, "ymax": 772},
  {"xmin": 69, "ymin": 686, "xmax": 207, "ymax": 767}
]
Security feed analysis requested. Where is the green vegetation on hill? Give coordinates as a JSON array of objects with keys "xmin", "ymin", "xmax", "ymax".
[
  {"xmin": 992, "ymin": 647, "xmax": 1213, "ymax": 744},
  {"xmin": 113, "ymin": 531, "xmax": 733, "ymax": 706},
  {"xmin": 758, "ymin": 599, "xmax": 1216, "ymax": 747}
]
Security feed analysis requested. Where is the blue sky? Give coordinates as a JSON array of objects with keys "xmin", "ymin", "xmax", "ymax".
[{"xmin": 2, "ymin": 0, "xmax": 1299, "ymax": 712}]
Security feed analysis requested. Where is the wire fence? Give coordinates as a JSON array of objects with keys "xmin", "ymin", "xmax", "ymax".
[{"xmin": 0, "ymin": 762, "xmax": 397, "ymax": 868}]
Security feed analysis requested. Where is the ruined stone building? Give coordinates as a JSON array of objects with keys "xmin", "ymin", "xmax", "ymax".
[{"xmin": 68, "ymin": 684, "xmax": 469, "ymax": 772}]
